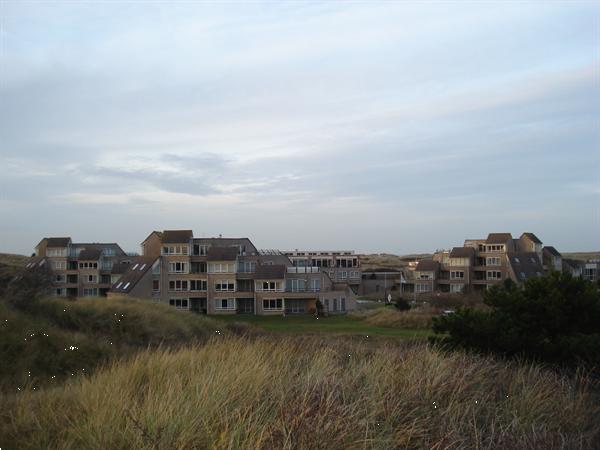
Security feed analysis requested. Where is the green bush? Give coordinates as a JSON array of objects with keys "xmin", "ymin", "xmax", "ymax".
[{"xmin": 431, "ymin": 272, "xmax": 600, "ymax": 365}]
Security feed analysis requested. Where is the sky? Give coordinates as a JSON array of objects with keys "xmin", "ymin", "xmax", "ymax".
[{"xmin": 0, "ymin": 1, "xmax": 599, "ymax": 255}]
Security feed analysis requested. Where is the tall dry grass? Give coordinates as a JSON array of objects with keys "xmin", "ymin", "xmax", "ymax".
[
  {"xmin": 359, "ymin": 306, "xmax": 436, "ymax": 329},
  {"xmin": 2, "ymin": 337, "xmax": 598, "ymax": 449}
]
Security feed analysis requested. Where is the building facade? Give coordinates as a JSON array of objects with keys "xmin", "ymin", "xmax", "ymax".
[
  {"xmin": 29, "ymin": 237, "xmax": 129, "ymax": 297},
  {"xmin": 107, "ymin": 230, "xmax": 358, "ymax": 315},
  {"xmin": 403, "ymin": 232, "xmax": 560, "ymax": 294}
]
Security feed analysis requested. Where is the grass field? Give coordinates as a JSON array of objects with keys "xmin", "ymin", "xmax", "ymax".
[
  {"xmin": 3, "ymin": 337, "xmax": 598, "ymax": 449},
  {"xmin": 215, "ymin": 313, "xmax": 432, "ymax": 338}
]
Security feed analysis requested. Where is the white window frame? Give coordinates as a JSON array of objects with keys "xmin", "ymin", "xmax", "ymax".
[{"xmin": 168, "ymin": 262, "xmax": 188, "ymax": 274}]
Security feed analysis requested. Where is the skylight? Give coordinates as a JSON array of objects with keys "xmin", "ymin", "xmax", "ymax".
[
  {"xmin": 123, "ymin": 282, "xmax": 130, "ymax": 290},
  {"xmin": 132, "ymin": 264, "xmax": 139, "ymax": 270},
  {"xmin": 115, "ymin": 282, "xmax": 122, "ymax": 289},
  {"xmin": 139, "ymin": 264, "xmax": 146, "ymax": 271}
]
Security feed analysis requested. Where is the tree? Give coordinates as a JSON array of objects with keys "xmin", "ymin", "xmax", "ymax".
[
  {"xmin": 431, "ymin": 272, "xmax": 600, "ymax": 365},
  {"xmin": 5, "ymin": 265, "xmax": 52, "ymax": 312}
]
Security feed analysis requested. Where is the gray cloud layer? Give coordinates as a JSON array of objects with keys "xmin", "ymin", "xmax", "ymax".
[{"xmin": 0, "ymin": 2, "xmax": 599, "ymax": 254}]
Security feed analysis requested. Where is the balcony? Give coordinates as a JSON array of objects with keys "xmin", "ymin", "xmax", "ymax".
[
  {"xmin": 285, "ymin": 287, "xmax": 321, "ymax": 293},
  {"xmin": 287, "ymin": 267, "xmax": 320, "ymax": 274}
]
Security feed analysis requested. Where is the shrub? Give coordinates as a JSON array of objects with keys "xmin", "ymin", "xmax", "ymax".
[
  {"xmin": 431, "ymin": 272, "xmax": 600, "ymax": 365},
  {"xmin": 394, "ymin": 297, "xmax": 411, "ymax": 311}
]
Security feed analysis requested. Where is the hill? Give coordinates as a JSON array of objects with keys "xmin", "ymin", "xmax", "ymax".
[
  {"xmin": 562, "ymin": 251, "xmax": 600, "ymax": 262},
  {"xmin": 0, "ymin": 253, "xmax": 30, "ymax": 267}
]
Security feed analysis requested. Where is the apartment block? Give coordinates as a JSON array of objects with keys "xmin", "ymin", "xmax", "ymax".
[
  {"xmin": 107, "ymin": 230, "xmax": 357, "ymax": 315},
  {"xmin": 283, "ymin": 250, "xmax": 362, "ymax": 286},
  {"xmin": 29, "ymin": 237, "xmax": 129, "ymax": 297},
  {"xmin": 404, "ymin": 232, "xmax": 552, "ymax": 294}
]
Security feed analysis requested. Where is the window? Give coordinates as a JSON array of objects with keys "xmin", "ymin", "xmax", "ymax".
[
  {"xmin": 162, "ymin": 246, "xmax": 189, "ymax": 255},
  {"xmin": 55, "ymin": 288, "xmax": 65, "ymax": 296},
  {"xmin": 168, "ymin": 262, "xmax": 188, "ymax": 274},
  {"xmin": 333, "ymin": 298, "xmax": 338, "ymax": 311},
  {"xmin": 169, "ymin": 298, "xmax": 189, "ymax": 309},
  {"xmin": 450, "ymin": 284, "xmax": 464, "ymax": 293},
  {"xmin": 286, "ymin": 279, "xmax": 305, "ymax": 292},
  {"xmin": 519, "ymin": 272, "xmax": 526, "ymax": 280},
  {"xmin": 152, "ymin": 280, "xmax": 160, "ymax": 292},
  {"xmin": 190, "ymin": 279, "xmax": 207, "ymax": 291},
  {"xmin": 341, "ymin": 271, "xmax": 348, "ymax": 280},
  {"xmin": 192, "ymin": 244, "xmax": 207, "ymax": 256},
  {"xmin": 486, "ymin": 245, "xmax": 505, "ymax": 252},
  {"xmin": 152, "ymin": 260, "xmax": 160, "ymax": 274},
  {"xmin": 486, "ymin": 257, "xmax": 501, "ymax": 266},
  {"xmin": 312, "ymin": 279, "xmax": 321, "ymax": 291},
  {"xmin": 216, "ymin": 298, "xmax": 235, "ymax": 310},
  {"xmin": 514, "ymin": 257, "xmax": 520, "ymax": 263},
  {"xmin": 139, "ymin": 264, "xmax": 146, "ymax": 271},
  {"xmin": 450, "ymin": 271, "xmax": 464, "ymax": 280},
  {"xmin": 102, "ymin": 261, "xmax": 113, "ymax": 271},
  {"xmin": 86, "ymin": 274, "xmax": 98, "ymax": 283},
  {"xmin": 238, "ymin": 261, "xmax": 256, "ymax": 273},
  {"xmin": 341, "ymin": 298, "xmax": 346, "ymax": 311},
  {"xmin": 102, "ymin": 248, "xmax": 115, "ymax": 256},
  {"xmin": 132, "ymin": 263, "xmax": 139, "ymax": 270},
  {"xmin": 486, "ymin": 271, "xmax": 502, "ymax": 280},
  {"xmin": 123, "ymin": 282, "xmax": 130, "ymax": 290},
  {"xmin": 52, "ymin": 261, "xmax": 66, "ymax": 270},
  {"xmin": 325, "ymin": 298, "xmax": 330, "ymax": 310},
  {"xmin": 260, "ymin": 281, "xmax": 279, "ymax": 291},
  {"xmin": 47, "ymin": 248, "xmax": 67, "ymax": 257},
  {"xmin": 83, "ymin": 288, "xmax": 98, "ymax": 297},
  {"xmin": 215, "ymin": 280, "xmax": 235, "ymax": 292},
  {"xmin": 416, "ymin": 284, "xmax": 431, "ymax": 293},
  {"xmin": 55, "ymin": 274, "xmax": 65, "ymax": 283},
  {"xmin": 169, "ymin": 280, "xmax": 189, "ymax": 291},
  {"xmin": 208, "ymin": 263, "xmax": 235, "ymax": 273},
  {"xmin": 263, "ymin": 298, "xmax": 283, "ymax": 310},
  {"xmin": 115, "ymin": 282, "xmax": 123, "ymax": 289},
  {"xmin": 417, "ymin": 273, "xmax": 432, "ymax": 280}
]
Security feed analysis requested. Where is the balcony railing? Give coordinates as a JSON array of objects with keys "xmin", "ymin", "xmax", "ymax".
[
  {"xmin": 287, "ymin": 267, "xmax": 320, "ymax": 273},
  {"xmin": 285, "ymin": 287, "xmax": 321, "ymax": 293}
]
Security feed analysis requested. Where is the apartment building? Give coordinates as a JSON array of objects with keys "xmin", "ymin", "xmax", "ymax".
[
  {"xmin": 283, "ymin": 250, "xmax": 362, "ymax": 287},
  {"xmin": 404, "ymin": 232, "xmax": 550, "ymax": 294},
  {"xmin": 29, "ymin": 237, "xmax": 129, "ymax": 297},
  {"xmin": 107, "ymin": 230, "xmax": 357, "ymax": 315}
]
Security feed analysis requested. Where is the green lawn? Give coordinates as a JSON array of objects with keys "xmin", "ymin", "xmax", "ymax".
[{"xmin": 215, "ymin": 313, "xmax": 432, "ymax": 338}]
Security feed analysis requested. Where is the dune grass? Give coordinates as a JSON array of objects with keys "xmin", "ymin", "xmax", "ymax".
[
  {"xmin": 0, "ymin": 296, "xmax": 248, "ymax": 391},
  {"xmin": 214, "ymin": 313, "xmax": 432, "ymax": 338},
  {"xmin": 2, "ymin": 337, "xmax": 598, "ymax": 449},
  {"xmin": 358, "ymin": 306, "xmax": 436, "ymax": 329}
]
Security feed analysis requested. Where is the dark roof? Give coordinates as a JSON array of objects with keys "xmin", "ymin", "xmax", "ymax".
[
  {"xmin": 26, "ymin": 256, "xmax": 48, "ymax": 269},
  {"xmin": 207, "ymin": 246, "xmax": 239, "ymax": 261},
  {"xmin": 563, "ymin": 258, "xmax": 584, "ymax": 269},
  {"xmin": 543, "ymin": 246, "xmax": 561, "ymax": 257},
  {"xmin": 449, "ymin": 247, "xmax": 475, "ymax": 258},
  {"xmin": 521, "ymin": 232, "xmax": 542, "ymax": 244},
  {"xmin": 161, "ymin": 230, "xmax": 193, "ymax": 244},
  {"xmin": 110, "ymin": 256, "xmax": 157, "ymax": 294},
  {"xmin": 72, "ymin": 243, "xmax": 126, "ymax": 256},
  {"xmin": 111, "ymin": 261, "xmax": 132, "ymax": 274},
  {"xmin": 45, "ymin": 237, "xmax": 71, "ymax": 247},
  {"xmin": 415, "ymin": 260, "xmax": 439, "ymax": 272},
  {"xmin": 255, "ymin": 264, "xmax": 286, "ymax": 279},
  {"xmin": 509, "ymin": 252, "xmax": 544, "ymax": 281},
  {"xmin": 194, "ymin": 237, "xmax": 258, "ymax": 254},
  {"xmin": 77, "ymin": 248, "xmax": 102, "ymax": 260},
  {"xmin": 486, "ymin": 233, "xmax": 513, "ymax": 244}
]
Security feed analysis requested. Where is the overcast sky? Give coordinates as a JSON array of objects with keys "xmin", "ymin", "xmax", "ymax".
[{"xmin": 1, "ymin": 2, "xmax": 599, "ymax": 255}]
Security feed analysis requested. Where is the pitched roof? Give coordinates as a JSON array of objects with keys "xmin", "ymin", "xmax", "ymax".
[
  {"xmin": 161, "ymin": 230, "xmax": 193, "ymax": 244},
  {"xmin": 255, "ymin": 264, "xmax": 286, "ymax": 279},
  {"xmin": 72, "ymin": 243, "xmax": 126, "ymax": 256},
  {"xmin": 415, "ymin": 260, "xmax": 439, "ymax": 272},
  {"xmin": 25, "ymin": 256, "xmax": 48, "ymax": 269},
  {"xmin": 543, "ymin": 246, "xmax": 561, "ymax": 257},
  {"xmin": 486, "ymin": 233, "xmax": 513, "ymax": 244},
  {"xmin": 521, "ymin": 232, "xmax": 542, "ymax": 244},
  {"xmin": 110, "ymin": 256, "xmax": 157, "ymax": 294},
  {"xmin": 449, "ymin": 247, "xmax": 475, "ymax": 258},
  {"xmin": 44, "ymin": 237, "xmax": 72, "ymax": 247},
  {"xmin": 77, "ymin": 248, "xmax": 102, "ymax": 260},
  {"xmin": 509, "ymin": 252, "xmax": 544, "ymax": 281},
  {"xmin": 110, "ymin": 261, "xmax": 132, "ymax": 274},
  {"xmin": 207, "ymin": 246, "xmax": 239, "ymax": 261},
  {"xmin": 141, "ymin": 231, "xmax": 162, "ymax": 244}
]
